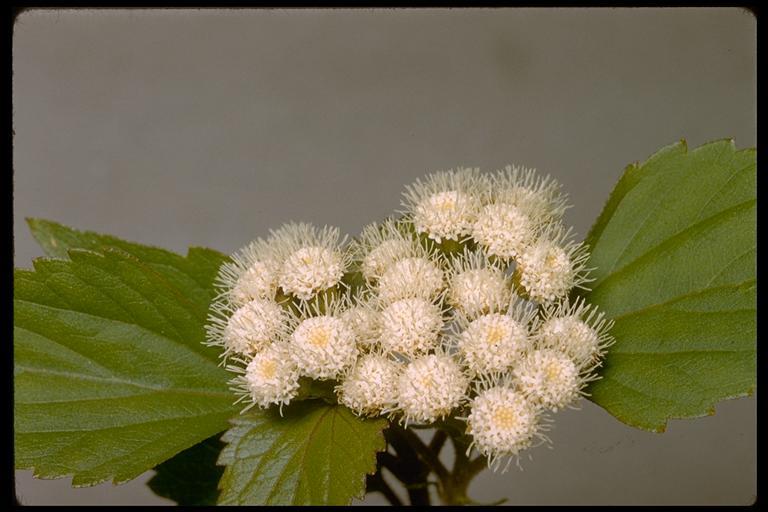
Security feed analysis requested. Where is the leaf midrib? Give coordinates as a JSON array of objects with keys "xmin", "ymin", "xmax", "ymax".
[
  {"xmin": 606, "ymin": 279, "xmax": 755, "ymax": 323},
  {"xmin": 41, "ymin": 260, "xmax": 198, "ymax": 346},
  {"xmin": 17, "ymin": 409, "xmax": 232, "ymax": 434},
  {"xmin": 591, "ymin": 198, "xmax": 755, "ymax": 293},
  {"xmin": 603, "ymin": 141, "xmax": 732, "ymax": 277},
  {"xmin": 15, "ymin": 299, "xmax": 216, "ymax": 367},
  {"xmin": 610, "ymin": 348, "xmax": 753, "ymax": 357},
  {"xmin": 15, "ymin": 366, "xmax": 231, "ymax": 401}
]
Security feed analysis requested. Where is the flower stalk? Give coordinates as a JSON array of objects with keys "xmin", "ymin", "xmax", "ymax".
[{"xmin": 368, "ymin": 422, "xmax": 503, "ymax": 506}]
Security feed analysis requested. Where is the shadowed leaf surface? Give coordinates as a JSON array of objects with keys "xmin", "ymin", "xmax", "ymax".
[{"xmin": 147, "ymin": 435, "xmax": 225, "ymax": 505}]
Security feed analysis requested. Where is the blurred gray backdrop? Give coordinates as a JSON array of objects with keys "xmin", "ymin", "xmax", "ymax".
[{"xmin": 13, "ymin": 7, "xmax": 756, "ymax": 506}]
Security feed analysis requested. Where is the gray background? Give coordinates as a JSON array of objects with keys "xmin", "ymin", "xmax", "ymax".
[{"xmin": 13, "ymin": 8, "xmax": 756, "ymax": 506}]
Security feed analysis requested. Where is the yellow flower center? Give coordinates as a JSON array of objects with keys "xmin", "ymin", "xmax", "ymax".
[
  {"xmin": 438, "ymin": 200, "xmax": 456, "ymax": 211},
  {"xmin": 308, "ymin": 327, "xmax": 331, "ymax": 348},
  {"xmin": 545, "ymin": 363, "xmax": 561, "ymax": 381},
  {"xmin": 545, "ymin": 251, "xmax": 559, "ymax": 267},
  {"xmin": 485, "ymin": 325, "xmax": 506, "ymax": 345},
  {"xmin": 259, "ymin": 359, "xmax": 277, "ymax": 379},
  {"xmin": 492, "ymin": 406, "xmax": 518, "ymax": 430},
  {"xmin": 420, "ymin": 375, "xmax": 435, "ymax": 390},
  {"xmin": 432, "ymin": 191, "xmax": 459, "ymax": 212}
]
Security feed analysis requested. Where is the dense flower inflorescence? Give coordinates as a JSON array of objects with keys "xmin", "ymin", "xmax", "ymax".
[{"xmin": 206, "ymin": 165, "xmax": 613, "ymax": 472}]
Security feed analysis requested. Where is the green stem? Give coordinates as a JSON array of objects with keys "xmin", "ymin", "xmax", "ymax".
[
  {"xmin": 384, "ymin": 427, "xmax": 432, "ymax": 506},
  {"xmin": 428, "ymin": 429, "xmax": 448, "ymax": 454},
  {"xmin": 368, "ymin": 423, "xmax": 495, "ymax": 506},
  {"xmin": 401, "ymin": 429, "xmax": 450, "ymax": 482},
  {"xmin": 435, "ymin": 425, "xmax": 484, "ymax": 505},
  {"xmin": 467, "ymin": 455, "xmax": 489, "ymax": 479}
]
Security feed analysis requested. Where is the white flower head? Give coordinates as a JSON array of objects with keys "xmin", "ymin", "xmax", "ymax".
[
  {"xmin": 340, "ymin": 298, "xmax": 381, "ymax": 351},
  {"xmin": 394, "ymin": 351, "xmax": 469, "ymax": 426},
  {"xmin": 464, "ymin": 381, "xmax": 550, "ymax": 472},
  {"xmin": 227, "ymin": 342, "xmax": 301, "ymax": 413},
  {"xmin": 214, "ymin": 237, "xmax": 280, "ymax": 306},
  {"xmin": 377, "ymin": 255, "xmax": 446, "ymax": 304},
  {"xmin": 451, "ymin": 296, "xmax": 537, "ymax": 376},
  {"xmin": 515, "ymin": 225, "xmax": 592, "ymax": 304},
  {"xmin": 472, "ymin": 166, "xmax": 570, "ymax": 261},
  {"xmin": 267, "ymin": 222, "xmax": 351, "ymax": 301},
  {"xmin": 401, "ymin": 167, "xmax": 485, "ymax": 243},
  {"xmin": 351, "ymin": 218, "xmax": 420, "ymax": 282},
  {"xmin": 337, "ymin": 352, "xmax": 402, "ymax": 417},
  {"xmin": 445, "ymin": 248, "xmax": 512, "ymax": 319},
  {"xmin": 472, "ymin": 202, "xmax": 537, "ymax": 261},
  {"xmin": 378, "ymin": 297, "xmax": 445, "ymax": 356},
  {"xmin": 285, "ymin": 293, "xmax": 359, "ymax": 380},
  {"xmin": 206, "ymin": 297, "xmax": 287, "ymax": 360},
  {"xmin": 534, "ymin": 297, "xmax": 615, "ymax": 368},
  {"xmin": 513, "ymin": 348, "xmax": 596, "ymax": 412},
  {"xmin": 491, "ymin": 165, "xmax": 570, "ymax": 222}
]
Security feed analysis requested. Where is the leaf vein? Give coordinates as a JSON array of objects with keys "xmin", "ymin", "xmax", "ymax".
[{"xmin": 592, "ymin": 198, "xmax": 755, "ymax": 293}]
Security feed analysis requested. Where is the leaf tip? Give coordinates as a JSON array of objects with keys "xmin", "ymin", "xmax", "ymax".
[
  {"xmin": 25, "ymin": 217, "xmax": 45, "ymax": 239},
  {"xmin": 26, "ymin": 217, "xmax": 57, "ymax": 233}
]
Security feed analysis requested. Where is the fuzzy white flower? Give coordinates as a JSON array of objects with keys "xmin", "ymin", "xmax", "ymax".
[
  {"xmin": 492, "ymin": 165, "xmax": 569, "ymax": 222},
  {"xmin": 214, "ymin": 238, "xmax": 279, "ymax": 306},
  {"xmin": 337, "ymin": 353, "xmax": 402, "ymax": 416},
  {"xmin": 267, "ymin": 222, "xmax": 350, "ymax": 300},
  {"xmin": 472, "ymin": 165, "xmax": 571, "ymax": 261},
  {"xmin": 535, "ymin": 297, "xmax": 614, "ymax": 368},
  {"xmin": 455, "ymin": 309, "xmax": 533, "ymax": 375},
  {"xmin": 414, "ymin": 190, "xmax": 478, "ymax": 242},
  {"xmin": 472, "ymin": 202, "xmax": 538, "ymax": 261},
  {"xmin": 402, "ymin": 168, "xmax": 485, "ymax": 243},
  {"xmin": 515, "ymin": 226, "xmax": 591, "ymax": 304},
  {"xmin": 206, "ymin": 298, "xmax": 286, "ymax": 358},
  {"xmin": 363, "ymin": 239, "xmax": 413, "ymax": 280},
  {"xmin": 290, "ymin": 315, "xmax": 358, "ymax": 380},
  {"xmin": 395, "ymin": 352, "xmax": 469, "ymax": 426},
  {"xmin": 341, "ymin": 303, "xmax": 380, "ymax": 350},
  {"xmin": 352, "ymin": 219, "xmax": 419, "ymax": 282},
  {"xmin": 446, "ymin": 249, "xmax": 511, "ymax": 318},
  {"xmin": 513, "ymin": 349, "xmax": 584, "ymax": 411},
  {"xmin": 538, "ymin": 316, "xmax": 597, "ymax": 361},
  {"xmin": 465, "ymin": 384, "xmax": 546, "ymax": 472},
  {"xmin": 229, "ymin": 343, "xmax": 301, "ymax": 412},
  {"xmin": 377, "ymin": 256, "xmax": 445, "ymax": 304},
  {"xmin": 281, "ymin": 246, "xmax": 346, "ymax": 300},
  {"xmin": 230, "ymin": 260, "xmax": 281, "ymax": 305},
  {"xmin": 378, "ymin": 297, "xmax": 443, "ymax": 356}
]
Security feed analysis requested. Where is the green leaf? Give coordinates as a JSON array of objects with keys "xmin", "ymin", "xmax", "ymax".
[
  {"xmin": 217, "ymin": 401, "xmax": 387, "ymax": 505},
  {"xmin": 14, "ymin": 241, "xmax": 239, "ymax": 485},
  {"xmin": 26, "ymin": 218, "xmax": 228, "ymax": 327},
  {"xmin": 583, "ymin": 139, "xmax": 756, "ymax": 432},
  {"xmin": 147, "ymin": 435, "xmax": 225, "ymax": 506}
]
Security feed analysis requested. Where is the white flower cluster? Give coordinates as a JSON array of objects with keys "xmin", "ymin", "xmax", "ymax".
[
  {"xmin": 206, "ymin": 166, "xmax": 614, "ymax": 473},
  {"xmin": 206, "ymin": 222, "xmax": 353, "ymax": 412}
]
